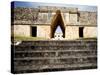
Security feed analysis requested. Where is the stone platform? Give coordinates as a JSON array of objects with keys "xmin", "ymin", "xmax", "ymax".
[{"xmin": 11, "ymin": 40, "xmax": 97, "ymax": 74}]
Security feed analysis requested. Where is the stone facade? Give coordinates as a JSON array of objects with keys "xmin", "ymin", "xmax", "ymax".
[
  {"xmin": 11, "ymin": 6, "xmax": 97, "ymax": 40},
  {"xmin": 37, "ymin": 25, "xmax": 51, "ymax": 39},
  {"xmin": 12, "ymin": 25, "xmax": 31, "ymax": 36},
  {"xmin": 65, "ymin": 26, "xmax": 79, "ymax": 40},
  {"xmin": 11, "ymin": 3, "xmax": 97, "ymax": 74},
  {"xmin": 84, "ymin": 27, "xmax": 97, "ymax": 38}
]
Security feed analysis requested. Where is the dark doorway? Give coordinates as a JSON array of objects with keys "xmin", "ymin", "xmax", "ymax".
[
  {"xmin": 79, "ymin": 27, "xmax": 84, "ymax": 37},
  {"xmin": 51, "ymin": 10, "xmax": 65, "ymax": 38},
  {"xmin": 31, "ymin": 27, "xmax": 37, "ymax": 37}
]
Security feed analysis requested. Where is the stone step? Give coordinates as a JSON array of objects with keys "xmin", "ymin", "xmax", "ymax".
[
  {"xmin": 14, "ymin": 57, "xmax": 97, "ymax": 66},
  {"xmin": 14, "ymin": 55, "xmax": 96, "ymax": 60},
  {"xmin": 13, "ymin": 45, "xmax": 97, "ymax": 51},
  {"xmin": 14, "ymin": 63, "xmax": 97, "ymax": 73},
  {"xmin": 15, "ymin": 50, "xmax": 96, "ymax": 53},
  {"xmin": 11, "ymin": 40, "xmax": 97, "ymax": 73},
  {"xmin": 20, "ymin": 40, "xmax": 97, "ymax": 45},
  {"xmin": 14, "ymin": 51, "xmax": 97, "ymax": 58},
  {"xmin": 19, "ymin": 41, "xmax": 97, "ymax": 46}
]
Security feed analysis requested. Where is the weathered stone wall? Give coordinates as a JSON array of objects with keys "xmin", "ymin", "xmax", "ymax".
[
  {"xmin": 12, "ymin": 25, "xmax": 51, "ymax": 38},
  {"xmin": 69, "ymin": 14, "xmax": 78, "ymax": 24},
  {"xmin": 84, "ymin": 27, "xmax": 97, "ymax": 38},
  {"xmin": 64, "ymin": 13, "xmax": 70, "ymax": 24},
  {"xmin": 79, "ymin": 12, "xmax": 97, "ymax": 25},
  {"xmin": 11, "ymin": 40, "xmax": 97, "ymax": 73},
  {"xmin": 65, "ymin": 26, "xmax": 79, "ymax": 40},
  {"xmin": 37, "ymin": 25, "xmax": 51, "ymax": 39},
  {"xmin": 12, "ymin": 25, "xmax": 30, "ymax": 36},
  {"xmin": 65, "ymin": 26, "xmax": 97, "ymax": 40},
  {"xmin": 12, "ymin": 7, "xmax": 97, "ymax": 40},
  {"xmin": 12, "ymin": 7, "xmax": 97, "ymax": 25},
  {"xmin": 38, "ymin": 6, "xmax": 78, "ymax": 13},
  {"xmin": 61, "ymin": 12, "xmax": 78, "ymax": 25}
]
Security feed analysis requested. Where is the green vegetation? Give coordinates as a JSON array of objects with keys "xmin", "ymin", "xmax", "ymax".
[
  {"xmin": 12, "ymin": 35, "xmax": 48, "ymax": 41},
  {"xmin": 11, "ymin": 35, "xmax": 97, "ymax": 41},
  {"xmin": 76, "ymin": 37, "xmax": 97, "ymax": 40}
]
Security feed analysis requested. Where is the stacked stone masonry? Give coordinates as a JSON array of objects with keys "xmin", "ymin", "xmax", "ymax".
[
  {"xmin": 11, "ymin": 6, "xmax": 97, "ymax": 40},
  {"xmin": 11, "ymin": 40, "xmax": 97, "ymax": 73}
]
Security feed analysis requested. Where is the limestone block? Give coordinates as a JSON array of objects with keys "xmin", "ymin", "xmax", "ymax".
[
  {"xmin": 65, "ymin": 13, "xmax": 70, "ymax": 24},
  {"xmin": 37, "ymin": 26, "xmax": 50, "ymax": 39},
  {"xmin": 69, "ymin": 14, "xmax": 78, "ymax": 24},
  {"xmin": 50, "ymin": 12, "xmax": 56, "ymax": 20},
  {"xmin": 79, "ymin": 12, "xmax": 97, "ymax": 25},
  {"xmin": 84, "ymin": 27, "xmax": 97, "ymax": 38},
  {"xmin": 38, "ymin": 13, "xmax": 48, "ymax": 23},
  {"xmin": 13, "ymin": 25, "xmax": 30, "ymax": 36},
  {"xmin": 65, "ymin": 26, "xmax": 79, "ymax": 40}
]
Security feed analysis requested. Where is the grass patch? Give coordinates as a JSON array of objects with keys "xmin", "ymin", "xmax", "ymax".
[
  {"xmin": 76, "ymin": 37, "xmax": 97, "ymax": 40},
  {"xmin": 11, "ymin": 35, "xmax": 97, "ymax": 41},
  {"xmin": 11, "ymin": 35, "xmax": 48, "ymax": 41}
]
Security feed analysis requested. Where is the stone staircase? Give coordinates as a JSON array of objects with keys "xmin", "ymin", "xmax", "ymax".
[{"xmin": 11, "ymin": 40, "xmax": 97, "ymax": 74}]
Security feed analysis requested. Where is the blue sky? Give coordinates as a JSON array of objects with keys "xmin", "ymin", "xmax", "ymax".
[
  {"xmin": 55, "ymin": 26, "xmax": 63, "ymax": 33},
  {"xmin": 12, "ymin": 1, "xmax": 97, "ymax": 12}
]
